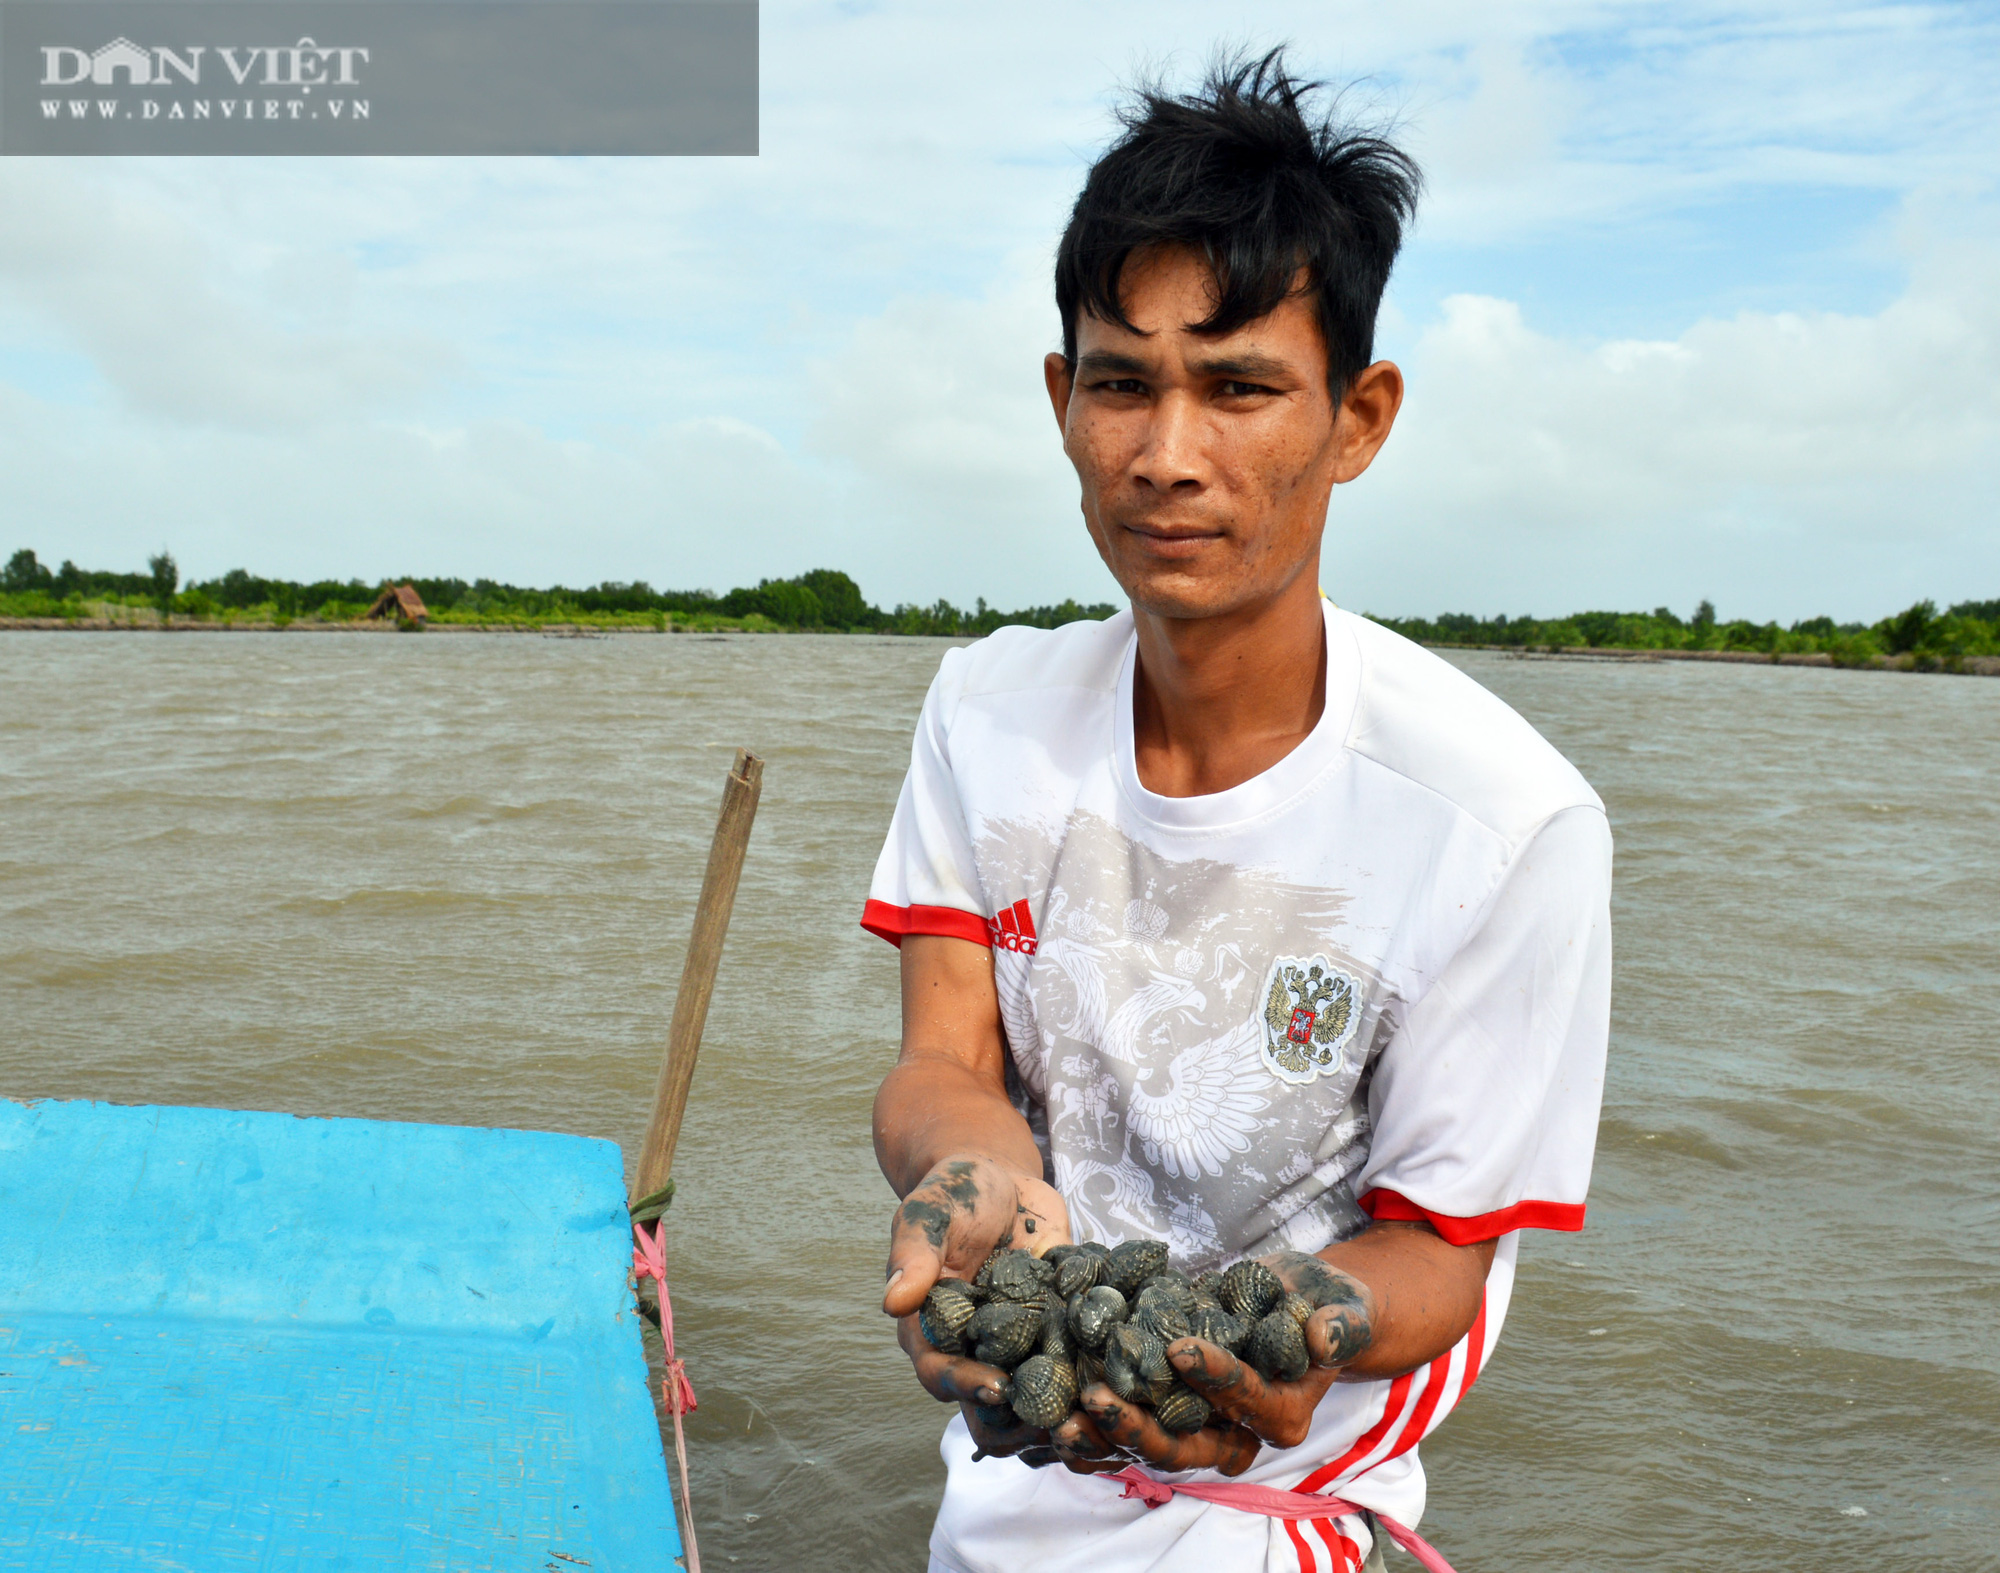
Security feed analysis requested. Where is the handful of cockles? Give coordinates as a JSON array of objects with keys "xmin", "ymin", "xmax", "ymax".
[{"xmin": 919, "ymin": 1238, "xmax": 1329, "ymax": 1446}]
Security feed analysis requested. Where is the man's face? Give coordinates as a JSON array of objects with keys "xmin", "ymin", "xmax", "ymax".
[{"xmin": 1046, "ymin": 245, "xmax": 1399, "ymax": 621}]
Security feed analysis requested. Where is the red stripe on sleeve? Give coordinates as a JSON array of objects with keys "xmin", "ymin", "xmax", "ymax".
[
  {"xmin": 859, "ymin": 900, "xmax": 992, "ymax": 949},
  {"xmin": 1357, "ymin": 1188, "xmax": 1586, "ymax": 1243},
  {"xmin": 1284, "ymin": 1518, "xmax": 1317, "ymax": 1572}
]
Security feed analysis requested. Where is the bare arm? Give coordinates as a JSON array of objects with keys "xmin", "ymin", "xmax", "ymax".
[
  {"xmin": 873, "ymin": 933, "xmax": 1041, "ymax": 1199},
  {"xmin": 1314, "ymin": 1221, "xmax": 1494, "ymax": 1381},
  {"xmin": 875, "ymin": 934, "xmax": 1073, "ymax": 1463},
  {"xmin": 874, "ymin": 935, "xmax": 1071, "ymax": 1323}
]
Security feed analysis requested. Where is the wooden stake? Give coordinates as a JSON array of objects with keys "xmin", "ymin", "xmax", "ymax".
[{"xmin": 631, "ymin": 748, "xmax": 764, "ymax": 1206}]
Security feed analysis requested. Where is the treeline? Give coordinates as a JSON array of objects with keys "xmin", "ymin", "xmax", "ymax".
[
  {"xmin": 5, "ymin": 548, "xmax": 1993, "ymax": 666},
  {"xmin": 0, "ymin": 549, "xmax": 1116, "ymax": 637},
  {"xmin": 1369, "ymin": 598, "xmax": 2000, "ymax": 669}
]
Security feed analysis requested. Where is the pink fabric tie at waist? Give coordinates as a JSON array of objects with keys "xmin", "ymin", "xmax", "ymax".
[{"xmin": 1108, "ymin": 1466, "xmax": 1458, "ymax": 1573}]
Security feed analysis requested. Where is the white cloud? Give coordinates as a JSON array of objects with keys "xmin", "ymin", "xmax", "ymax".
[
  {"xmin": 0, "ymin": 163, "xmax": 452, "ymax": 428},
  {"xmin": 0, "ymin": 395, "xmax": 831, "ymax": 592},
  {"xmin": 1336, "ymin": 209, "xmax": 2000, "ymax": 619},
  {"xmin": 806, "ymin": 262, "xmax": 1121, "ymax": 607}
]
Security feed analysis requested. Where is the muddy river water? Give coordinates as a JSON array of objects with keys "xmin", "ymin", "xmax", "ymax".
[{"xmin": 3, "ymin": 630, "xmax": 1995, "ymax": 1571}]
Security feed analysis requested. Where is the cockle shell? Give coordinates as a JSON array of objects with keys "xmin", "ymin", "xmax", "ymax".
[
  {"xmin": 1153, "ymin": 1382, "xmax": 1213, "ymax": 1433},
  {"xmin": 1055, "ymin": 1250, "xmax": 1104, "ymax": 1298},
  {"xmin": 1247, "ymin": 1305, "xmax": 1309, "ymax": 1382},
  {"xmin": 1009, "ymin": 1354, "xmax": 1080, "ymax": 1428},
  {"xmin": 1138, "ymin": 1270, "xmax": 1197, "ymax": 1310},
  {"xmin": 1188, "ymin": 1302, "xmax": 1249, "ymax": 1355},
  {"xmin": 919, "ymin": 1279, "xmax": 980, "ymax": 1354},
  {"xmin": 1103, "ymin": 1323, "xmax": 1173, "ymax": 1406},
  {"xmin": 1219, "ymin": 1259, "xmax": 1284, "ymax": 1322},
  {"xmin": 982, "ymin": 1248, "xmax": 1055, "ymax": 1304},
  {"xmin": 918, "ymin": 1307, "xmax": 962, "ymax": 1355},
  {"xmin": 1067, "ymin": 1285, "xmax": 1128, "ymax": 1351},
  {"xmin": 1136, "ymin": 1331, "xmax": 1176, "ymax": 1404},
  {"xmin": 1101, "ymin": 1323, "xmax": 1149, "ymax": 1403},
  {"xmin": 967, "ymin": 1299, "xmax": 1045, "ymax": 1369},
  {"xmin": 1039, "ymin": 1290, "xmax": 1073, "ymax": 1360},
  {"xmin": 1130, "ymin": 1284, "xmax": 1193, "ymax": 1344},
  {"xmin": 1107, "ymin": 1240, "xmax": 1170, "ymax": 1297}
]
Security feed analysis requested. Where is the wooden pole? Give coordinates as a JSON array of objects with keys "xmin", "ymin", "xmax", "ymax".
[{"xmin": 630, "ymin": 748, "xmax": 763, "ymax": 1209}]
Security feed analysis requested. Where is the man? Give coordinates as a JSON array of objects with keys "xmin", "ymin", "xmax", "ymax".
[{"xmin": 863, "ymin": 52, "xmax": 1611, "ymax": 1573}]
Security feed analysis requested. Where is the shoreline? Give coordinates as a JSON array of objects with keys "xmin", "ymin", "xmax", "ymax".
[
  {"xmin": 0, "ymin": 616, "xmax": 774, "ymax": 637},
  {"xmin": 3, "ymin": 616, "xmax": 1996, "ymax": 676},
  {"xmin": 1471, "ymin": 644, "xmax": 2000, "ymax": 676}
]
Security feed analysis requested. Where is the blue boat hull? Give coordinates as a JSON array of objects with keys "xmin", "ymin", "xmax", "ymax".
[{"xmin": 0, "ymin": 1099, "xmax": 682, "ymax": 1571}]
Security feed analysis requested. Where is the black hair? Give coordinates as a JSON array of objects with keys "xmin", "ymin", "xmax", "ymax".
[{"xmin": 1054, "ymin": 49, "xmax": 1421, "ymax": 394}]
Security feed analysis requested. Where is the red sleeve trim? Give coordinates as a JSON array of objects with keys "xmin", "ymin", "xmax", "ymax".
[
  {"xmin": 1358, "ymin": 1188, "xmax": 1586, "ymax": 1245},
  {"xmin": 860, "ymin": 899, "xmax": 991, "ymax": 950}
]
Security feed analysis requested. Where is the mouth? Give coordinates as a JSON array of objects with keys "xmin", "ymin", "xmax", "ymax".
[{"xmin": 1117, "ymin": 520, "xmax": 1227, "ymax": 559}]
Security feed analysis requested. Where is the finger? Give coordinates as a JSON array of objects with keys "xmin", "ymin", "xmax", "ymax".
[
  {"xmin": 963, "ymin": 1399, "xmax": 1046, "ymax": 1460},
  {"xmin": 1305, "ymin": 1303, "xmax": 1371, "ymax": 1369},
  {"xmin": 1051, "ymin": 1407, "xmax": 1119, "ymax": 1463},
  {"xmin": 884, "ymin": 1189, "xmax": 952, "ymax": 1316},
  {"xmin": 1170, "ymin": 1338, "xmax": 1329, "ymax": 1449},
  {"xmin": 1082, "ymin": 1387, "xmax": 1260, "ymax": 1476},
  {"xmin": 1207, "ymin": 1423, "xmax": 1263, "ymax": 1478},
  {"xmin": 1060, "ymin": 1450, "xmax": 1133, "ymax": 1475},
  {"xmin": 1166, "ymin": 1337, "xmax": 1270, "ymax": 1422}
]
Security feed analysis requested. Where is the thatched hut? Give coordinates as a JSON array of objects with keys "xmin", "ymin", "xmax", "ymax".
[{"xmin": 363, "ymin": 584, "xmax": 429, "ymax": 627}]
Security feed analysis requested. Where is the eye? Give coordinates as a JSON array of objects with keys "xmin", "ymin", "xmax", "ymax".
[
  {"xmin": 1220, "ymin": 380, "xmax": 1276, "ymax": 398},
  {"xmin": 1095, "ymin": 378, "xmax": 1147, "ymax": 396}
]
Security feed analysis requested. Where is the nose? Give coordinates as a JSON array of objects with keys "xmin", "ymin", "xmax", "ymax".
[{"xmin": 1130, "ymin": 390, "xmax": 1205, "ymax": 494}]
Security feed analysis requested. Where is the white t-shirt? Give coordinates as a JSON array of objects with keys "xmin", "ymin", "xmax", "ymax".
[{"xmin": 866, "ymin": 600, "xmax": 1613, "ymax": 1573}]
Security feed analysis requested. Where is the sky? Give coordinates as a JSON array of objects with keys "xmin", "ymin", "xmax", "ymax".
[{"xmin": 2, "ymin": 0, "xmax": 1998, "ymax": 622}]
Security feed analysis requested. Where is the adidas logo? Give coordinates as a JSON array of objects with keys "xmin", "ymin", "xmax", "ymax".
[{"xmin": 987, "ymin": 898, "xmax": 1039, "ymax": 955}]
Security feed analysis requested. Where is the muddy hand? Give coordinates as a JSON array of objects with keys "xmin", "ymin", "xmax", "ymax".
[
  {"xmin": 1148, "ymin": 1251, "xmax": 1375, "ymax": 1454},
  {"xmin": 1049, "ymin": 1405, "xmax": 1136, "ymax": 1475},
  {"xmin": 882, "ymin": 1155, "xmax": 1070, "ymax": 1318},
  {"xmin": 1267, "ymin": 1249, "xmax": 1375, "ymax": 1371},
  {"xmin": 1080, "ymin": 1383, "xmax": 1264, "ymax": 1476},
  {"xmin": 895, "ymin": 1312, "xmax": 1056, "ymax": 1463}
]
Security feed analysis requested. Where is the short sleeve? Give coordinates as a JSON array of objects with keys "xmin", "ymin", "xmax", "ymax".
[
  {"xmin": 860, "ymin": 650, "xmax": 992, "ymax": 949},
  {"xmin": 1355, "ymin": 804, "xmax": 1613, "ymax": 1244}
]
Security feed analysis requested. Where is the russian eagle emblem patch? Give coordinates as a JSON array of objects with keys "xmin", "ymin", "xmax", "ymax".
[{"xmin": 1259, "ymin": 955, "xmax": 1360, "ymax": 1085}]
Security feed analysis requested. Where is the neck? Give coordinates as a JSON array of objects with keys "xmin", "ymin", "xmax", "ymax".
[{"xmin": 1129, "ymin": 566, "xmax": 1329, "ymax": 799}]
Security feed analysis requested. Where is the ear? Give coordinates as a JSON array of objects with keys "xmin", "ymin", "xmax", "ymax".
[
  {"xmin": 1331, "ymin": 361, "xmax": 1404, "ymax": 484},
  {"xmin": 1044, "ymin": 352, "xmax": 1075, "ymax": 434}
]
